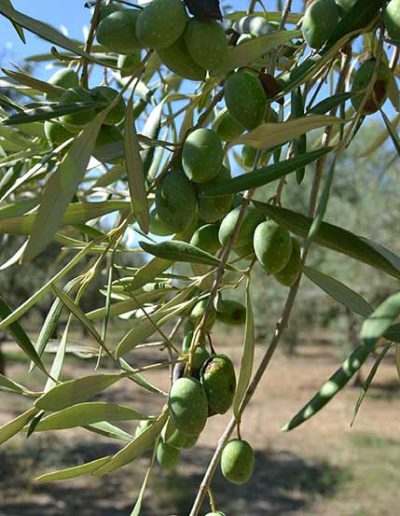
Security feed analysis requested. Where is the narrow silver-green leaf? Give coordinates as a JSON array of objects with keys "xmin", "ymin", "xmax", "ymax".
[
  {"xmin": 0, "ymin": 294, "xmax": 47, "ymax": 374},
  {"xmin": 23, "ymin": 111, "xmax": 108, "ymax": 262},
  {"xmin": 51, "ymin": 284, "xmax": 111, "ymax": 357},
  {"xmin": 380, "ymin": 109, "xmax": 400, "ymax": 157},
  {"xmin": 139, "ymin": 240, "xmax": 231, "ymax": 269},
  {"xmin": 0, "ymin": 407, "xmax": 39, "ymax": 445},
  {"xmin": 350, "ymin": 343, "xmax": 391, "ymax": 427},
  {"xmin": 231, "ymin": 116, "xmax": 340, "ymax": 149},
  {"xmin": 85, "ymin": 421, "xmax": 134, "ymax": 442},
  {"xmin": 86, "ymin": 288, "xmax": 170, "ymax": 320},
  {"xmin": 35, "ymin": 374, "xmax": 124, "ymax": 411},
  {"xmin": 93, "ymin": 410, "xmax": 168, "ymax": 476},
  {"xmin": 2, "ymin": 101, "xmax": 105, "ymax": 126},
  {"xmin": 35, "ymin": 456, "xmax": 112, "ymax": 483},
  {"xmin": 115, "ymin": 289, "xmax": 194, "ymax": 358},
  {"xmin": 304, "ymin": 267, "xmax": 373, "ymax": 318},
  {"xmin": 125, "ymin": 96, "xmax": 149, "ymax": 233},
  {"xmin": 0, "ymin": 3, "xmax": 111, "ymax": 67},
  {"xmin": 0, "ymin": 373, "xmax": 26, "ymax": 393},
  {"xmin": 309, "ymin": 92, "xmax": 354, "ymax": 115},
  {"xmin": 233, "ymin": 280, "xmax": 255, "ymax": 421},
  {"xmin": 0, "ymin": 0, "xmax": 25, "ymax": 42},
  {"xmin": 34, "ymin": 402, "xmax": 150, "ymax": 431},
  {"xmin": 31, "ymin": 278, "xmax": 78, "ymax": 371},
  {"xmin": 283, "ymin": 291, "xmax": 400, "ymax": 431},
  {"xmin": 2, "ymin": 67, "xmax": 64, "ymax": 96},
  {"xmin": 204, "ymin": 148, "xmax": 331, "ymax": 196},
  {"xmin": 0, "ymin": 201, "xmax": 130, "ymax": 236},
  {"xmin": 131, "ymin": 464, "xmax": 153, "ymax": 516},
  {"xmin": 217, "ymin": 29, "xmax": 301, "ymax": 72},
  {"xmin": 0, "ymin": 245, "xmax": 92, "ymax": 331}
]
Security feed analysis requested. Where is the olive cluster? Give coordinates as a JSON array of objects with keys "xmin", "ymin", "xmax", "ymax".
[
  {"xmin": 303, "ymin": 0, "xmax": 398, "ymax": 115},
  {"xmin": 43, "ymin": 67, "xmax": 126, "ymax": 162},
  {"xmin": 96, "ymin": 0, "xmax": 228, "ymax": 80},
  {"xmin": 135, "ymin": 294, "xmax": 255, "ymax": 488}
]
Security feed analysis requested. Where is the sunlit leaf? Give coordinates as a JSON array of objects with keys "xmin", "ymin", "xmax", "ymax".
[
  {"xmin": 23, "ymin": 111, "xmax": 109, "ymax": 262},
  {"xmin": 35, "ymin": 374, "xmax": 124, "ymax": 411},
  {"xmin": 284, "ymin": 291, "xmax": 400, "ymax": 431},
  {"xmin": 125, "ymin": 97, "xmax": 149, "ymax": 233},
  {"xmin": 0, "ymin": 294, "xmax": 47, "ymax": 374},
  {"xmin": 34, "ymin": 402, "xmax": 150, "ymax": 431},
  {"xmin": 231, "ymin": 116, "xmax": 341, "ymax": 150},
  {"xmin": 204, "ymin": 148, "xmax": 331, "ymax": 196},
  {"xmin": 93, "ymin": 410, "xmax": 168, "ymax": 476},
  {"xmin": 304, "ymin": 267, "xmax": 373, "ymax": 317},
  {"xmin": 0, "ymin": 407, "xmax": 39, "ymax": 445},
  {"xmin": 233, "ymin": 280, "xmax": 255, "ymax": 421},
  {"xmin": 35, "ymin": 456, "xmax": 112, "ymax": 483}
]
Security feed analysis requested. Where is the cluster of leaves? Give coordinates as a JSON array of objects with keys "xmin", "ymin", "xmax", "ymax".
[{"xmin": 1, "ymin": 0, "xmax": 400, "ymax": 514}]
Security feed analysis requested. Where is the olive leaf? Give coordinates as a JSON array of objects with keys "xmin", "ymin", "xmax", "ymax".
[
  {"xmin": 35, "ymin": 374, "xmax": 125, "ymax": 411},
  {"xmin": 92, "ymin": 410, "xmax": 168, "ymax": 477},
  {"xmin": 22, "ymin": 110, "xmax": 110, "ymax": 262},
  {"xmin": 125, "ymin": 96, "xmax": 149, "ymax": 233},
  {"xmin": 33, "ymin": 402, "xmax": 151, "ymax": 432},
  {"xmin": 283, "ymin": 291, "xmax": 400, "ymax": 431},
  {"xmin": 35, "ymin": 456, "xmax": 112, "ymax": 483},
  {"xmin": 254, "ymin": 203, "xmax": 400, "ymax": 280},
  {"xmin": 230, "ymin": 115, "xmax": 341, "ymax": 149}
]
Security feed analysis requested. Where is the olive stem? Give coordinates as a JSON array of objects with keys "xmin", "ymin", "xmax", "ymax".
[{"xmin": 81, "ymin": 0, "xmax": 102, "ymax": 89}]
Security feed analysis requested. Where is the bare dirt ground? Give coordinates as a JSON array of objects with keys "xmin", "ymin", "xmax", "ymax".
[{"xmin": 0, "ymin": 335, "xmax": 399, "ymax": 516}]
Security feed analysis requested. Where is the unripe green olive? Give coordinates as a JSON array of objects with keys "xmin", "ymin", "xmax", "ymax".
[
  {"xmin": 219, "ymin": 205, "xmax": 265, "ymax": 256},
  {"xmin": 213, "ymin": 109, "xmax": 245, "ymax": 142},
  {"xmin": 302, "ymin": 0, "xmax": 340, "ymax": 50},
  {"xmin": 90, "ymin": 86, "xmax": 126, "ymax": 125},
  {"xmin": 201, "ymin": 354, "xmax": 236, "ymax": 415},
  {"xmin": 182, "ymin": 129, "xmax": 224, "ymax": 184},
  {"xmin": 184, "ymin": 19, "xmax": 228, "ymax": 72},
  {"xmin": 385, "ymin": 0, "xmax": 400, "ymax": 41},
  {"xmin": 46, "ymin": 68, "xmax": 79, "ymax": 101},
  {"xmin": 93, "ymin": 125, "xmax": 124, "ymax": 164},
  {"xmin": 149, "ymin": 208, "xmax": 175, "ymax": 236},
  {"xmin": 156, "ymin": 441, "xmax": 180, "ymax": 469},
  {"xmin": 96, "ymin": 9, "xmax": 141, "ymax": 54},
  {"xmin": 157, "ymin": 35, "xmax": 206, "ymax": 81},
  {"xmin": 155, "ymin": 169, "xmax": 198, "ymax": 233},
  {"xmin": 190, "ymin": 225, "xmax": 221, "ymax": 254},
  {"xmin": 168, "ymin": 377, "xmax": 208, "ymax": 435},
  {"xmin": 224, "ymin": 69, "xmax": 266, "ymax": 130},
  {"xmin": 189, "ymin": 298, "xmax": 216, "ymax": 332},
  {"xmin": 351, "ymin": 58, "xmax": 391, "ymax": 115},
  {"xmin": 221, "ymin": 439, "xmax": 255, "ymax": 485},
  {"xmin": 275, "ymin": 238, "xmax": 302, "ymax": 287},
  {"xmin": 118, "ymin": 52, "xmax": 141, "ymax": 78},
  {"xmin": 253, "ymin": 220, "xmax": 292, "ymax": 274},
  {"xmin": 137, "ymin": 0, "xmax": 188, "ymax": 50},
  {"xmin": 216, "ymin": 299, "xmax": 246, "ymax": 326},
  {"xmin": 167, "ymin": 428, "xmax": 199, "ymax": 449},
  {"xmin": 58, "ymin": 87, "xmax": 96, "ymax": 129},
  {"xmin": 196, "ymin": 166, "xmax": 235, "ymax": 224},
  {"xmin": 44, "ymin": 121, "xmax": 73, "ymax": 146}
]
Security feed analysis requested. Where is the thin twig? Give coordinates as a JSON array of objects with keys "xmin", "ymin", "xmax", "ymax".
[{"xmin": 81, "ymin": 0, "xmax": 102, "ymax": 89}]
